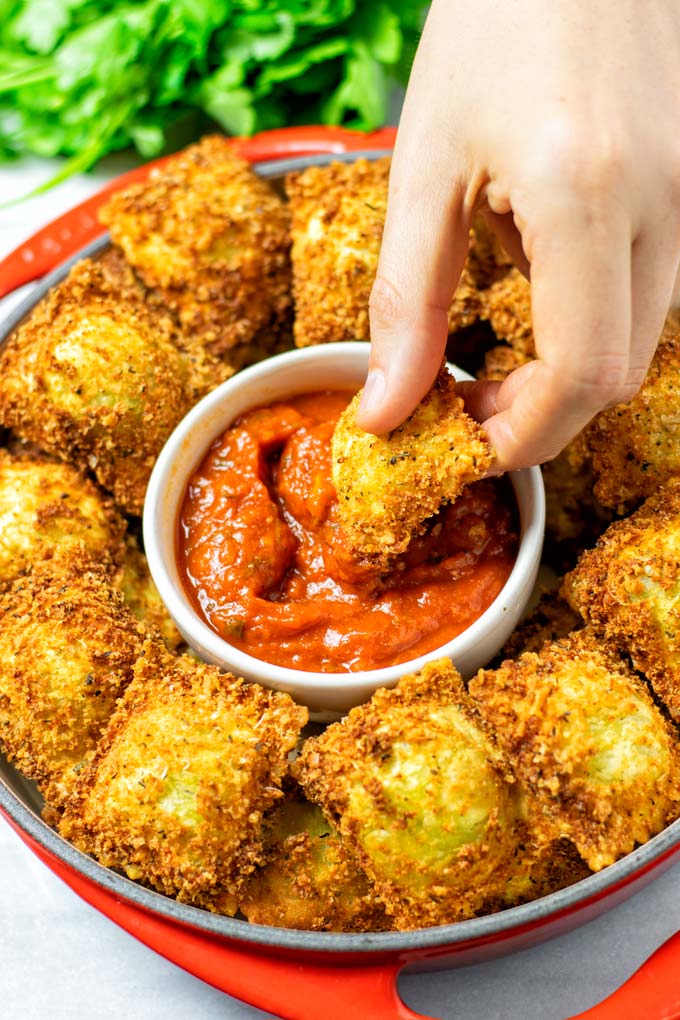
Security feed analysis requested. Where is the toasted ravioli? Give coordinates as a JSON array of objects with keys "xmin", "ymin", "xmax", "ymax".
[
  {"xmin": 0, "ymin": 551, "xmax": 147, "ymax": 814},
  {"xmin": 331, "ymin": 367, "xmax": 493, "ymax": 567},
  {"xmin": 584, "ymin": 321, "xmax": 680, "ymax": 512},
  {"xmin": 100, "ymin": 135, "xmax": 290, "ymax": 357},
  {"xmin": 286, "ymin": 157, "xmax": 389, "ymax": 347},
  {"xmin": 0, "ymin": 449, "xmax": 125, "ymax": 584},
  {"xmin": 240, "ymin": 794, "xmax": 391, "ymax": 932},
  {"xmin": 113, "ymin": 534, "xmax": 183, "ymax": 649},
  {"xmin": 480, "ymin": 268, "xmax": 534, "ymax": 358},
  {"xmin": 59, "ymin": 642, "xmax": 307, "ymax": 914},
  {"xmin": 562, "ymin": 480, "xmax": 680, "ymax": 719},
  {"xmin": 469, "ymin": 630, "xmax": 680, "ymax": 870},
  {"xmin": 500, "ymin": 589, "xmax": 583, "ymax": 660},
  {"xmin": 0, "ymin": 253, "xmax": 198, "ymax": 514},
  {"xmin": 295, "ymin": 659, "xmax": 530, "ymax": 929}
]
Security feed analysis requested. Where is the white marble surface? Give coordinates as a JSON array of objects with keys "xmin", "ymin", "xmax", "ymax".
[{"xmin": 2, "ymin": 155, "xmax": 680, "ymax": 1020}]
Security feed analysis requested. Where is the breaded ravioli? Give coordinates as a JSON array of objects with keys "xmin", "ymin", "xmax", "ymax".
[
  {"xmin": 240, "ymin": 793, "xmax": 391, "ymax": 932},
  {"xmin": 59, "ymin": 642, "xmax": 307, "ymax": 914},
  {"xmin": 0, "ymin": 551, "xmax": 147, "ymax": 814},
  {"xmin": 294, "ymin": 659, "xmax": 530, "ymax": 930},
  {"xmin": 500, "ymin": 588, "xmax": 583, "ymax": 660},
  {"xmin": 0, "ymin": 253, "xmax": 198, "ymax": 514},
  {"xmin": 584, "ymin": 321, "xmax": 680, "ymax": 512},
  {"xmin": 562, "ymin": 480, "xmax": 680, "ymax": 720},
  {"xmin": 331, "ymin": 367, "xmax": 493, "ymax": 567},
  {"xmin": 469, "ymin": 630, "xmax": 680, "ymax": 870},
  {"xmin": 0, "ymin": 448, "xmax": 125, "ymax": 585},
  {"xmin": 100, "ymin": 135, "xmax": 291, "ymax": 357},
  {"xmin": 113, "ymin": 533, "xmax": 183, "ymax": 649}
]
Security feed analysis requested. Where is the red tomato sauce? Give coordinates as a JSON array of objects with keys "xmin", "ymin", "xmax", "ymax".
[{"xmin": 177, "ymin": 390, "xmax": 518, "ymax": 673}]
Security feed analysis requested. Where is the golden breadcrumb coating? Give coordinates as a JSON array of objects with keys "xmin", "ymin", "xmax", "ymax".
[
  {"xmin": 0, "ymin": 252, "xmax": 199, "ymax": 514},
  {"xmin": 59, "ymin": 642, "xmax": 307, "ymax": 914},
  {"xmin": 540, "ymin": 436, "xmax": 614, "ymax": 569},
  {"xmin": 240, "ymin": 793, "xmax": 392, "ymax": 932},
  {"xmin": 0, "ymin": 448, "xmax": 125, "ymax": 585},
  {"xmin": 113, "ymin": 533, "xmax": 182, "ymax": 649},
  {"xmin": 331, "ymin": 367, "xmax": 493, "ymax": 567},
  {"xmin": 286, "ymin": 157, "xmax": 389, "ymax": 346},
  {"xmin": 100, "ymin": 135, "xmax": 291, "ymax": 357},
  {"xmin": 469, "ymin": 630, "xmax": 680, "ymax": 870},
  {"xmin": 500, "ymin": 589, "xmax": 583, "ymax": 660},
  {"xmin": 480, "ymin": 268, "xmax": 534, "ymax": 357},
  {"xmin": 294, "ymin": 658, "xmax": 535, "ymax": 930},
  {"xmin": 562, "ymin": 479, "xmax": 680, "ymax": 720},
  {"xmin": 584, "ymin": 321, "xmax": 680, "ymax": 512},
  {"xmin": 477, "ymin": 343, "xmax": 532, "ymax": 382},
  {"xmin": 0, "ymin": 550, "xmax": 147, "ymax": 814}
]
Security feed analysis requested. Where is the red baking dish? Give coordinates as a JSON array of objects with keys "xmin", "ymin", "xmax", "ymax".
[{"xmin": 1, "ymin": 125, "xmax": 680, "ymax": 1020}]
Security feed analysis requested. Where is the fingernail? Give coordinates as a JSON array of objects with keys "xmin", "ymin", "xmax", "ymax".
[{"xmin": 359, "ymin": 368, "xmax": 386, "ymax": 413}]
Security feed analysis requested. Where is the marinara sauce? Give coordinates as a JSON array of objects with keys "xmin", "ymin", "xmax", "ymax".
[{"xmin": 177, "ymin": 390, "xmax": 518, "ymax": 673}]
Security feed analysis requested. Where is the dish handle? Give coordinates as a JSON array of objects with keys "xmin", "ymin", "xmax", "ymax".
[{"xmin": 0, "ymin": 125, "xmax": 396, "ymax": 300}]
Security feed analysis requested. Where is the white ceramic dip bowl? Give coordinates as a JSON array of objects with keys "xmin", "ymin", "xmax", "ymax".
[{"xmin": 143, "ymin": 341, "xmax": 545, "ymax": 717}]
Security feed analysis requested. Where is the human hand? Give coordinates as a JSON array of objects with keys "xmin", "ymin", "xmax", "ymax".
[{"xmin": 357, "ymin": 0, "xmax": 680, "ymax": 469}]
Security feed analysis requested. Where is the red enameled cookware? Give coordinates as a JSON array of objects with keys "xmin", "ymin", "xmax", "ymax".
[{"xmin": 1, "ymin": 125, "xmax": 680, "ymax": 1020}]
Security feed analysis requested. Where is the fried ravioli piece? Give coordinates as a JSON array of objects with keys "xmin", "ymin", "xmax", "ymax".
[
  {"xmin": 562, "ymin": 480, "xmax": 680, "ymax": 720},
  {"xmin": 0, "ymin": 448, "xmax": 125, "ymax": 585},
  {"xmin": 481, "ymin": 267, "xmax": 534, "ymax": 357},
  {"xmin": 0, "ymin": 551, "xmax": 147, "ymax": 814},
  {"xmin": 469, "ymin": 630, "xmax": 680, "ymax": 870},
  {"xmin": 113, "ymin": 534, "xmax": 182, "ymax": 649},
  {"xmin": 59, "ymin": 642, "xmax": 307, "ymax": 914},
  {"xmin": 500, "ymin": 589, "xmax": 583, "ymax": 660},
  {"xmin": 294, "ymin": 659, "xmax": 529, "ymax": 930},
  {"xmin": 286, "ymin": 157, "xmax": 389, "ymax": 347},
  {"xmin": 0, "ymin": 254, "xmax": 198, "ymax": 514},
  {"xmin": 477, "ymin": 343, "xmax": 532, "ymax": 382},
  {"xmin": 240, "ymin": 793, "xmax": 391, "ymax": 932},
  {"xmin": 583, "ymin": 322, "xmax": 680, "ymax": 512},
  {"xmin": 100, "ymin": 136, "xmax": 291, "ymax": 357},
  {"xmin": 331, "ymin": 367, "xmax": 493, "ymax": 567}
]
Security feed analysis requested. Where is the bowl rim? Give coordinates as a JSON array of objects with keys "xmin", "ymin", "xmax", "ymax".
[
  {"xmin": 143, "ymin": 340, "xmax": 545, "ymax": 698},
  {"xmin": 1, "ymin": 150, "xmax": 677, "ymax": 956}
]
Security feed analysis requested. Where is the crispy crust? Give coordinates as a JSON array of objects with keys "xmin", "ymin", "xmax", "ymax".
[
  {"xmin": 562, "ymin": 479, "xmax": 680, "ymax": 719},
  {"xmin": 0, "ymin": 252, "xmax": 198, "ymax": 514},
  {"xmin": 500, "ymin": 589, "xmax": 583, "ymax": 660},
  {"xmin": 112, "ymin": 533, "xmax": 183, "ymax": 649},
  {"xmin": 477, "ymin": 343, "xmax": 532, "ymax": 382},
  {"xmin": 59, "ymin": 642, "xmax": 307, "ymax": 914},
  {"xmin": 286, "ymin": 157, "xmax": 389, "ymax": 346},
  {"xmin": 240, "ymin": 793, "xmax": 392, "ymax": 932},
  {"xmin": 584, "ymin": 321, "xmax": 680, "ymax": 512},
  {"xmin": 0, "ymin": 448, "xmax": 125, "ymax": 586},
  {"xmin": 469, "ymin": 630, "xmax": 680, "ymax": 870},
  {"xmin": 331, "ymin": 367, "xmax": 493, "ymax": 568},
  {"xmin": 294, "ymin": 659, "xmax": 535, "ymax": 929},
  {"xmin": 101, "ymin": 136, "xmax": 291, "ymax": 356},
  {"xmin": 0, "ymin": 550, "xmax": 148, "ymax": 813}
]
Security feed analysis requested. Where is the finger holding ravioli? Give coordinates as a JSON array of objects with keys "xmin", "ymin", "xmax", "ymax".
[
  {"xmin": 59, "ymin": 642, "xmax": 308, "ymax": 914},
  {"xmin": 469, "ymin": 630, "xmax": 680, "ymax": 871},
  {"xmin": 331, "ymin": 366, "xmax": 493, "ymax": 569},
  {"xmin": 0, "ymin": 252, "xmax": 199, "ymax": 515}
]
